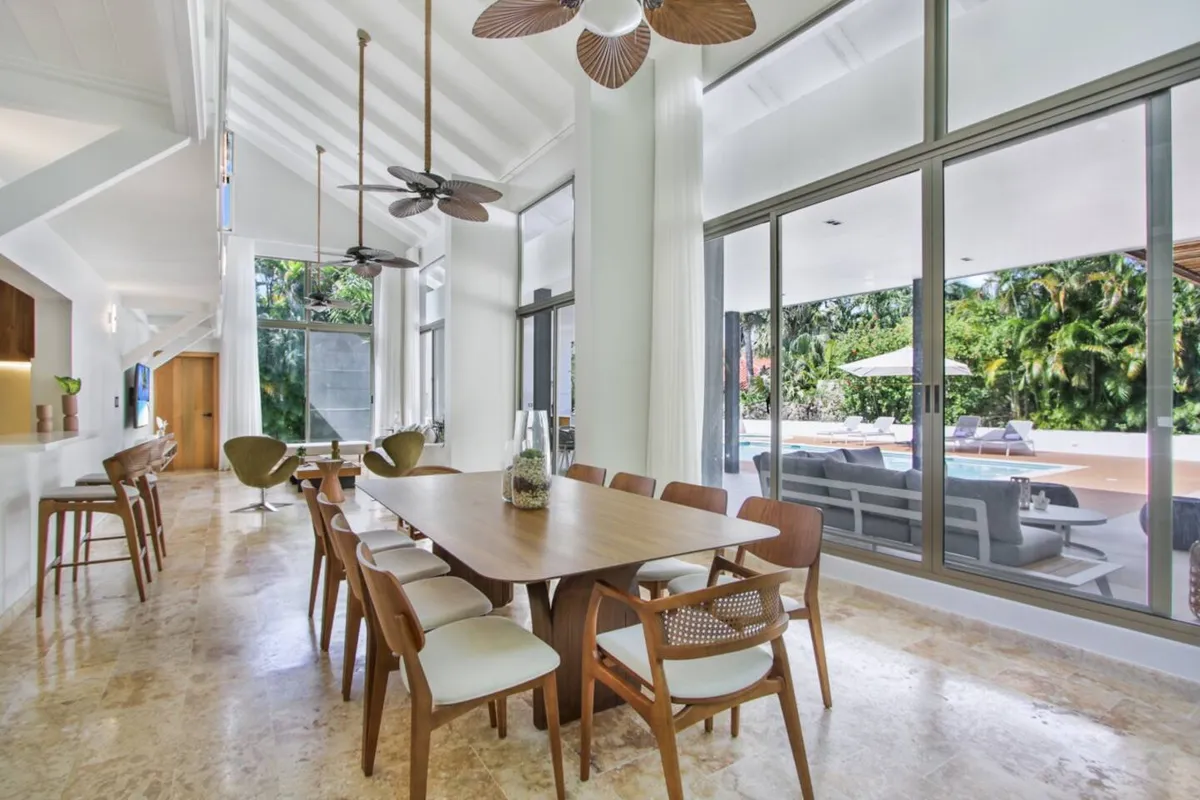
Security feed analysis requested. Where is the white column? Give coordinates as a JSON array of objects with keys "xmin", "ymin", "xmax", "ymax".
[
  {"xmin": 373, "ymin": 250, "xmax": 423, "ymax": 437},
  {"xmin": 444, "ymin": 208, "xmax": 518, "ymax": 472},
  {"xmin": 647, "ymin": 46, "xmax": 705, "ymax": 485},
  {"xmin": 574, "ymin": 68, "xmax": 656, "ymax": 475},
  {"xmin": 218, "ymin": 235, "xmax": 262, "ymax": 467}
]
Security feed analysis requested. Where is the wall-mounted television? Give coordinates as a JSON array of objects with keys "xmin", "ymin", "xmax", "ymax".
[{"xmin": 127, "ymin": 363, "xmax": 150, "ymax": 428}]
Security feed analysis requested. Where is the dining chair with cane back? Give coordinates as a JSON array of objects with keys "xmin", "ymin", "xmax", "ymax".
[
  {"xmin": 357, "ymin": 543, "xmax": 566, "ymax": 799},
  {"xmin": 668, "ymin": 497, "xmax": 832, "ymax": 717},
  {"xmin": 609, "ymin": 472, "xmax": 657, "ymax": 498},
  {"xmin": 564, "ymin": 463, "xmax": 607, "ymax": 485},
  {"xmin": 636, "ymin": 482, "xmax": 729, "ymax": 598},
  {"xmin": 580, "ymin": 567, "xmax": 815, "ymax": 800},
  {"xmin": 301, "ymin": 482, "xmax": 421, "ymax": 651},
  {"xmin": 326, "ymin": 511, "xmax": 490, "ymax": 702}
]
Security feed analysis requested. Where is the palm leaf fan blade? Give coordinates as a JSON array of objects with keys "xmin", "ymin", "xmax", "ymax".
[
  {"xmin": 439, "ymin": 196, "xmax": 490, "ymax": 222},
  {"xmin": 440, "ymin": 180, "xmax": 503, "ymax": 204},
  {"xmin": 577, "ymin": 22, "xmax": 651, "ymax": 90},
  {"xmin": 353, "ymin": 264, "xmax": 383, "ymax": 279},
  {"xmin": 643, "ymin": 0, "xmax": 756, "ymax": 45},
  {"xmin": 387, "ymin": 165, "xmax": 438, "ymax": 189},
  {"xmin": 338, "ymin": 183, "xmax": 415, "ymax": 193},
  {"xmin": 390, "ymin": 197, "xmax": 435, "ymax": 218},
  {"xmin": 375, "ymin": 255, "xmax": 421, "ymax": 269},
  {"xmin": 473, "ymin": 0, "xmax": 580, "ymax": 38}
]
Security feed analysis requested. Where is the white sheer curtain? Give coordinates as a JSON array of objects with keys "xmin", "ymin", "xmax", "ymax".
[
  {"xmin": 647, "ymin": 46, "xmax": 705, "ymax": 485},
  {"xmin": 218, "ymin": 235, "xmax": 262, "ymax": 468},
  {"xmin": 373, "ymin": 259, "xmax": 421, "ymax": 437}
]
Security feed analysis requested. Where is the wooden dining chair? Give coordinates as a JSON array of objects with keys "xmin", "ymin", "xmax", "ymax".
[
  {"xmin": 565, "ymin": 463, "xmax": 607, "ymax": 485},
  {"xmin": 668, "ymin": 497, "xmax": 832, "ymax": 712},
  {"xmin": 636, "ymin": 482, "xmax": 729, "ymax": 598},
  {"xmin": 326, "ymin": 512, "xmax": 490, "ymax": 702},
  {"xmin": 357, "ymin": 543, "xmax": 566, "ymax": 799},
  {"xmin": 609, "ymin": 472, "xmax": 656, "ymax": 497},
  {"xmin": 581, "ymin": 567, "xmax": 814, "ymax": 800},
  {"xmin": 302, "ymin": 482, "xmax": 421, "ymax": 651}
]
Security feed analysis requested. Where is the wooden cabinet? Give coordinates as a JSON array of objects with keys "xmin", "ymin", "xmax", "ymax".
[{"xmin": 0, "ymin": 280, "xmax": 34, "ymax": 361}]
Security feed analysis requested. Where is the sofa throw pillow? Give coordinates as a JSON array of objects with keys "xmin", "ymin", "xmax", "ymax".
[
  {"xmin": 777, "ymin": 452, "xmax": 832, "ymax": 500},
  {"xmin": 844, "ymin": 446, "xmax": 886, "ymax": 469},
  {"xmin": 944, "ymin": 477, "xmax": 1023, "ymax": 544}
]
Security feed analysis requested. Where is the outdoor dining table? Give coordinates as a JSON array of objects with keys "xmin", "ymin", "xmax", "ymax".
[{"xmin": 359, "ymin": 471, "xmax": 778, "ymax": 728}]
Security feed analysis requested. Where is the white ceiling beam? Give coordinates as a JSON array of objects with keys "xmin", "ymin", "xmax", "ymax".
[
  {"xmin": 123, "ymin": 307, "xmax": 213, "ymax": 370},
  {"xmin": 459, "ymin": 0, "xmax": 584, "ymax": 89},
  {"xmin": 149, "ymin": 323, "xmax": 217, "ymax": 369},
  {"xmin": 153, "ymin": 0, "xmax": 207, "ymax": 140},
  {"xmin": 0, "ymin": 56, "xmax": 173, "ymax": 128},
  {"xmin": 0, "ymin": 127, "xmax": 188, "ymax": 239},
  {"xmin": 120, "ymin": 292, "xmax": 213, "ymax": 314},
  {"xmin": 376, "ymin": 0, "xmax": 573, "ymax": 131},
  {"xmin": 225, "ymin": 110, "xmax": 426, "ymax": 248},
  {"xmin": 224, "ymin": 92, "xmax": 435, "ymax": 243}
]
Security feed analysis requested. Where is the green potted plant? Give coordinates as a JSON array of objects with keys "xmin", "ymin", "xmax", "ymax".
[{"xmin": 55, "ymin": 376, "xmax": 81, "ymax": 432}]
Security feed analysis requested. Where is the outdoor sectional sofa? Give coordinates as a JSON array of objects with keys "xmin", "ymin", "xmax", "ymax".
[{"xmin": 753, "ymin": 447, "xmax": 1118, "ymax": 595}]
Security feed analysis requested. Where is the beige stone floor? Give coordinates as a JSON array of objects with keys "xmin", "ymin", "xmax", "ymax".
[{"xmin": 2, "ymin": 470, "xmax": 1199, "ymax": 800}]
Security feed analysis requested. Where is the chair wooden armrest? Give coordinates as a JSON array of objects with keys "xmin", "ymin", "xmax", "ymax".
[{"xmin": 707, "ymin": 555, "xmax": 762, "ymax": 585}]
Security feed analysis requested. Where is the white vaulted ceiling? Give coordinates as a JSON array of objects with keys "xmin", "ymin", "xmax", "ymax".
[{"xmin": 224, "ymin": 0, "xmax": 581, "ymax": 248}]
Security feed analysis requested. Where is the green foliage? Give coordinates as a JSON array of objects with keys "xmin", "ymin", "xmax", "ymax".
[
  {"xmin": 54, "ymin": 376, "xmax": 81, "ymax": 395},
  {"xmin": 741, "ymin": 254, "xmax": 1200, "ymax": 434}
]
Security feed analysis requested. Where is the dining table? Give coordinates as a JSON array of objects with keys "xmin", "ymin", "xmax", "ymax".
[{"xmin": 359, "ymin": 471, "xmax": 778, "ymax": 728}]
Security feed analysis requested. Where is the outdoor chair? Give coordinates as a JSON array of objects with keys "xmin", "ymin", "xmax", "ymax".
[
  {"xmin": 975, "ymin": 420, "xmax": 1036, "ymax": 456},
  {"xmin": 816, "ymin": 416, "xmax": 862, "ymax": 441},
  {"xmin": 945, "ymin": 416, "xmax": 981, "ymax": 451}
]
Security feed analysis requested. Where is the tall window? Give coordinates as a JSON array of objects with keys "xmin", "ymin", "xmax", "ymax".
[
  {"xmin": 419, "ymin": 259, "xmax": 446, "ymax": 437},
  {"xmin": 255, "ymin": 258, "xmax": 374, "ymax": 443},
  {"xmin": 518, "ymin": 182, "xmax": 576, "ymax": 473}
]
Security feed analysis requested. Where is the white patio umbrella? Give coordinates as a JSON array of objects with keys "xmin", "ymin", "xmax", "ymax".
[{"xmin": 838, "ymin": 346, "xmax": 971, "ymax": 378}]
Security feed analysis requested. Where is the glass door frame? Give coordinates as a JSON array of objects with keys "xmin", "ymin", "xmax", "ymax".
[
  {"xmin": 516, "ymin": 299, "xmax": 576, "ymax": 474},
  {"xmin": 703, "ymin": 14, "xmax": 1200, "ymax": 642}
]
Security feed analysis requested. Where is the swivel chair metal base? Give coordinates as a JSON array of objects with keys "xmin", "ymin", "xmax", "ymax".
[{"xmin": 233, "ymin": 488, "xmax": 293, "ymax": 513}]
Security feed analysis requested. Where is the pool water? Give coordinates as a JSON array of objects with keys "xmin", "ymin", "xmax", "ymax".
[{"xmin": 737, "ymin": 438, "xmax": 1065, "ymax": 480}]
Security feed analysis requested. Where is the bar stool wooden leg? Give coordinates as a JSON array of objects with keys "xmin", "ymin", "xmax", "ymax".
[
  {"xmin": 72, "ymin": 511, "xmax": 83, "ymax": 583},
  {"xmin": 53, "ymin": 511, "xmax": 65, "ymax": 596},
  {"xmin": 131, "ymin": 499, "xmax": 155, "ymax": 581},
  {"xmin": 84, "ymin": 510, "xmax": 93, "ymax": 563},
  {"xmin": 36, "ymin": 502, "xmax": 52, "ymax": 617},
  {"xmin": 151, "ymin": 481, "xmax": 167, "ymax": 557},
  {"xmin": 120, "ymin": 506, "xmax": 148, "ymax": 602}
]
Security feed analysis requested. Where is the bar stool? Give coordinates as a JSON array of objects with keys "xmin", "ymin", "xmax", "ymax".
[
  {"xmin": 74, "ymin": 441, "xmax": 165, "ymax": 572},
  {"xmin": 36, "ymin": 445, "xmax": 154, "ymax": 616}
]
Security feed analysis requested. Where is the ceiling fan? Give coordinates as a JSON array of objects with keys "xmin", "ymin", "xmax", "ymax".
[
  {"xmin": 324, "ymin": 31, "xmax": 419, "ymax": 277},
  {"xmin": 473, "ymin": 0, "xmax": 757, "ymax": 89},
  {"xmin": 339, "ymin": 0, "xmax": 503, "ymax": 222},
  {"xmin": 305, "ymin": 291, "xmax": 353, "ymax": 312}
]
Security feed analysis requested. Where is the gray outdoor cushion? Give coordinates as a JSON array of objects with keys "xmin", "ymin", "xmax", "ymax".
[
  {"xmin": 942, "ymin": 524, "xmax": 1063, "ymax": 567},
  {"xmin": 844, "ymin": 446, "xmax": 886, "ymax": 468},
  {"xmin": 944, "ymin": 477, "xmax": 1024, "ymax": 544},
  {"xmin": 755, "ymin": 452, "xmax": 854, "ymax": 532},
  {"xmin": 823, "ymin": 460, "xmax": 912, "ymax": 543}
]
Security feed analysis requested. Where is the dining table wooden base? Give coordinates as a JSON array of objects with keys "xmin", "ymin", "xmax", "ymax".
[
  {"xmin": 527, "ymin": 564, "xmax": 641, "ymax": 729},
  {"xmin": 432, "ymin": 543, "xmax": 514, "ymax": 608}
]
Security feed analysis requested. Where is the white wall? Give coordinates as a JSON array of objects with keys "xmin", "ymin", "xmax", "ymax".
[
  {"xmin": 231, "ymin": 138, "xmax": 408, "ymax": 259},
  {"xmin": 443, "ymin": 210, "xmax": 518, "ymax": 472}
]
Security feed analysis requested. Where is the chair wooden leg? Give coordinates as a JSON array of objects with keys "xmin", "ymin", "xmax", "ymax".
[
  {"xmin": 71, "ymin": 511, "xmax": 83, "ymax": 583},
  {"xmin": 776, "ymin": 649, "xmax": 815, "ymax": 800},
  {"xmin": 731, "ymin": 705, "xmax": 740, "ymax": 738},
  {"xmin": 319, "ymin": 562, "xmax": 340, "ymax": 653},
  {"xmin": 120, "ymin": 507, "xmax": 148, "ymax": 602},
  {"xmin": 342, "ymin": 595, "xmax": 363, "ymax": 701},
  {"xmin": 307, "ymin": 543, "xmax": 323, "ymax": 619},
  {"xmin": 36, "ymin": 504, "xmax": 52, "ymax": 617},
  {"xmin": 704, "ymin": 717, "xmax": 713, "ymax": 733},
  {"xmin": 488, "ymin": 700, "xmax": 497, "ymax": 729},
  {"xmin": 543, "ymin": 674, "xmax": 566, "ymax": 800},
  {"xmin": 83, "ymin": 510, "xmax": 94, "ymax": 564},
  {"xmin": 497, "ymin": 695, "xmax": 507, "ymax": 740},
  {"xmin": 53, "ymin": 511, "xmax": 65, "ymax": 596},
  {"xmin": 151, "ymin": 483, "xmax": 167, "ymax": 557},
  {"xmin": 651, "ymin": 699, "xmax": 685, "ymax": 800},
  {"xmin": 131, "ymin": 500, "xmax": 155, "ymax": 581},
  {"xmin": 808, "ymin": 601, "xmax": 833, "ymax": 709},
  {"xmin": 410, "ymin": 702, "xmax": 433, "ymax": 800},
  {"xmin": 579, "ymin": 660, "xmax": 595, "ymax": 781},
  {"xmin": 361, "ymin": 631, "xmax": 389, "ymax": 777}
]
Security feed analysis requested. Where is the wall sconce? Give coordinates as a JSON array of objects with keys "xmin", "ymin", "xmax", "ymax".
[{"xmin": 107, "ymin": 303, "xmax": 118, "ymax": 334}]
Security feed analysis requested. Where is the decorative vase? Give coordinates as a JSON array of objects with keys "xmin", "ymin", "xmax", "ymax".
[
  {"xmin": 61, "ymin": 394, "xmax": 79, "ymax": 433},
  {"xmin": 1190, "ymin": 541, "xmax": 1200, "ymax": 621},
  {"xmin": 501, "ymin": 440, "xmax": 516, "ymax": 503},
  {"xmin": 510, "ymin": 411, "xmax": 552, "ymax": 510},
  {"xmin": 36, "ymin": 405, "xmax": 53, "ymax": 433}
]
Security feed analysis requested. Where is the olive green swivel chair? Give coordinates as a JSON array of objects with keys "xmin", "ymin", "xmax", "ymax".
[
  {"xmin": 362, "ymin": 431, "xmax": 426, "ymax": 478},
  {"xmin": 224, "ymin": 436, "xmax": 302, "ymax": 512}
]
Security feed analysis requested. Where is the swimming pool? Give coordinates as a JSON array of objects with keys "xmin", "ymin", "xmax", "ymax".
[{"xmin": 737, "ymin": 437, "xmax": 1068, "ymax": 481}]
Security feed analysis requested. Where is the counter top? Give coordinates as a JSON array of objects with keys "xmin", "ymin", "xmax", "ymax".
[{"xmin": 0, "ymin": 431, "xmax": 97, "ymax": 453}]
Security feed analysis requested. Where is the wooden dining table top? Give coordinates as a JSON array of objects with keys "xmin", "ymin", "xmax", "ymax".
[{"xmin": 358, "ymin": 472, "xmax": 778, "ymax": 584}]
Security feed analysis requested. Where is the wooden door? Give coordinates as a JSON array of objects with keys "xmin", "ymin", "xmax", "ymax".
[{"xmin": 155, "ymin": 352, "xmax": 219, "ymax": 470}]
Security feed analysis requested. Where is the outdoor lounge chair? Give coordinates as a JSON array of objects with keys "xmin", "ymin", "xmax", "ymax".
[
  {"xmin": 975, "ymin": 420, "xmax": 1036, "ymax": 456},
  {"xmin": 945, "ymin": 416, "xmax": 980, "ymax": 451},
  {"xmin": 816, "ymin": 416, "xmax": 863, "ymax": 442},
  {"xmin": 855, "ymin": 416, "xmax": 895, "ymax": 443}
]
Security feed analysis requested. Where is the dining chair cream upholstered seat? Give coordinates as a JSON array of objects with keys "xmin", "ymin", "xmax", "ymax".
[
  {"xmin": 358, "ymin": 543, "xmax": 566, "ymax": 799},
  {"xmin": 635, "ymin": 482, "xmax": 729, "ymax": 598}
]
